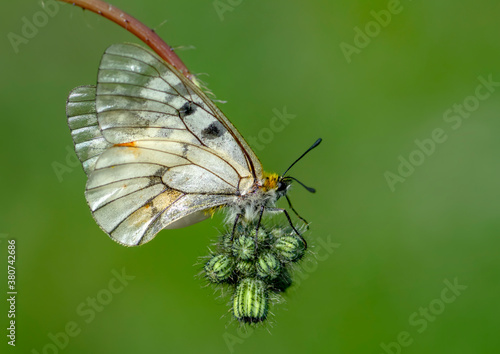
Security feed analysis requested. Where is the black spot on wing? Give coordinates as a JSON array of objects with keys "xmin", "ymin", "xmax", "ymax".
[
  {"xmin": 144, "ymin": 199, "xmax": 160, "ymax": 216},
  {"xmin": 179, "ymin": 101, "xmax": 196, "ymax": 118},
  {"xmin": 147, "ymin": 176, "xmax": 163, "ymax": 187},
  {"xmin": 154, "ymin": 166, "xmax": 169, "ymax": 177},
  {"xmin": 181, "ymin": 143, "xmax": 189, "ymax": 158},
  {"xmin": 202, "ymin": 121, "xmax": 225, "ymax": 140}
]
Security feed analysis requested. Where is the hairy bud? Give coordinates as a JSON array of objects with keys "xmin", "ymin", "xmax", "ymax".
[{"xmin": 233, "ymin": 278, "xmax": 268, "ymax": 323}]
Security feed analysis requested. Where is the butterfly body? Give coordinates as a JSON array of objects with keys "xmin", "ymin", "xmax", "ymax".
[
  {"xmin": 67, "ymin": 43, "xmax": 287, "ymax": 246},
  {"xmin": 224, "ymin": 171, "xmax": 286, "ymax": 223}
]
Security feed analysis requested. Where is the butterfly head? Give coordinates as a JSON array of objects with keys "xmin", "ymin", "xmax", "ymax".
[
  {"xmin": 276, "ymin": 178, "xmax": 290, "ymax": 196},
  {"xmin": 261, "ymin": 172, "xmax": 290, "ymax": 198}
]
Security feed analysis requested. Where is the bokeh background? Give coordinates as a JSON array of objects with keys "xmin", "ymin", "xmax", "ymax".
[{"xmin": 1, "ymin": 0, "xmax": 499, "ymax": 353}]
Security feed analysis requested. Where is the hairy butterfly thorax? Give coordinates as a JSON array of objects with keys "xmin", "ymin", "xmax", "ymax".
[{"xmin": 229, "ymin": 173, "xmax": 282, "ymax": 216}]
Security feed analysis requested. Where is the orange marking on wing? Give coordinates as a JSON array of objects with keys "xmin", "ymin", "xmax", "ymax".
[
  {"xmin": 114, "ymin": 141, "xmax": 141, "ymax": 158},
  {"xmin": 114, "ymin": 141, "xmax": 137, "ymax": 147},
  {"xmin": 124, "ymin": 190, "xmax": 183, "ymax": 228}
]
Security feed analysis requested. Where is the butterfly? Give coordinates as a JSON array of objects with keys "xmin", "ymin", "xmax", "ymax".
[{"xmin": 66, "ymin": 43, "xmax": 320, "ymax": 246}]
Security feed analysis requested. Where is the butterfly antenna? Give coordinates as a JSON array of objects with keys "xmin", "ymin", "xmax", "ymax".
[
  {"xmin": 282, "ymin": 176, "xmax": 316, "ymax": 193},
  {"xmin": 280, "ymin": 138, "xmax": 322, "ymax": 178}
]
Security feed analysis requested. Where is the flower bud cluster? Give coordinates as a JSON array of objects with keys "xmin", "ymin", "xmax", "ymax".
[{"xmin": 203, "ymin": 222, "xmax": 306, "ymax": 323}]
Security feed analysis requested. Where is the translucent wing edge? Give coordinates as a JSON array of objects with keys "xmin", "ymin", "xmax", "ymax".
[{"xmin": 66, "ymin": 85, "xmax": 112, "ymax": 175}]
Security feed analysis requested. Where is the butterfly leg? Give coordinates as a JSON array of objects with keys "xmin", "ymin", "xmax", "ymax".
[
  {"xmin": 254, "ymin": 205, "xmax": 266, "ymax": 251},
  {"xmin": 285, "ymin": 195, "xmax": 310, "ymax": 230},
  {"xmin": 230, "ymin": 213, "xmax": 242, "ymax": 242},
  {"xmin": 266, "ymin": 207, "xmax": 308, "ymax": 250}
]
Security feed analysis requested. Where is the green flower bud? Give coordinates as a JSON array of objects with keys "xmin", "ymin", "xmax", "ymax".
[
  {"xmin": 221, "ymin": 223, "xmax": 245, "ymax": 249},
  {"xmin": 233, "ymin": 278, "xmax": 268, "ymax": 323},
  {"xmin": 256, "ymin": 252, "xmax": 281, "ymax": 279},
  {"xmin": 236, "ymin": 260, "xmax": 256, "ymax": 277},
  {"xmin": 274, "ymin": 235, "xmax": 305, "ymax": 262},
  {"xmin": 249, "ymin": 227, "xmax": 270, "ymax": 244},
  {"xmin": 232, "ymin": 235, "xmax": 255, "ymax": 260},
  {"xmin": 270, "ymin": 228, "xmax": 286, "ymax": 239},
  {"xmin": 205, "ymin": 254, "xmax": 234, "ymax": 283},
  {"xmin": 221, "ymin": 232, "xmax": 233, "ymax": 250}
]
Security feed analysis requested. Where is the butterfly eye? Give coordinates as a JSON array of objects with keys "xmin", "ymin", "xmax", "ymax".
[{"xmin": 277, "ymin": 181, "xmax": 288, "ymax": 193}]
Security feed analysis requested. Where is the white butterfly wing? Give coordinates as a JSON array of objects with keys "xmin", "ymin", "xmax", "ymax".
[{"xmin": 66, "ymin": 43, "xmax": 263, "ymax": 246}]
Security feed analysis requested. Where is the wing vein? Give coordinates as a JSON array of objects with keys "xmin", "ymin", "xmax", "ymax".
[
  {"xmin": 102, "ymin": 53, "xmax": 184, "ymax": 97},
  {"xmin": 92, "ymin": 182, "xmax": 164, "ymax": 211}
]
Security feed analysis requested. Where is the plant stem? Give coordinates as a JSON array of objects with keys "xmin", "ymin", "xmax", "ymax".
[{"xmin": 58, "ymin": 0, "xmax": 192, "ymax": 80}]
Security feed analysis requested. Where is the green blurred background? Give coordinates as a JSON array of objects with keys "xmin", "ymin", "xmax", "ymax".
[{"xmin": 1, "ymin": 0, "xmax": 499, "ymax": 353}]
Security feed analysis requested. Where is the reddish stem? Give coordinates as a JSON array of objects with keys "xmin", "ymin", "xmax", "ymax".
[{"xmin": 58, "ymin": 0, "xmax": 192, "ymax": 80}]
